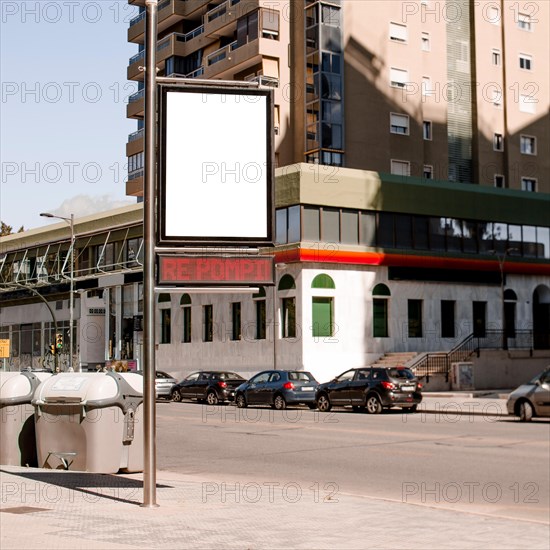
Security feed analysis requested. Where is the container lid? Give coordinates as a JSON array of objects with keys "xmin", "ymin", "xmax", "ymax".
[
  {"xmin": 33, "ymin": 371, "xmax": 143, "ymax": 409},
  {"xmin": 0, "ymin": 371, "xmax": 52, "ymax": 405}
]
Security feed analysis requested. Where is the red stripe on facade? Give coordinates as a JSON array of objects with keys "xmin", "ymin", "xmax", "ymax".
[{"xmin": 273, "ymin": 248, "xmax": 550, "ymax": 275}]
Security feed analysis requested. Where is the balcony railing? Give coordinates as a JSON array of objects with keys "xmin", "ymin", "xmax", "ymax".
[
  {"xmin": 128, "ymin": 169, "xmax": 144, "ymax": 181},
  {"xmin": 128, "ymin": 89, "xmax": 145, "ymax": 103},
  {"xmin": 244, "ymin": 75, "xmax": 279, "ymax": 87},
  {"xmin": 207, "ymin": 41, "xmax": 238, "ymax": 66},
  {"xmin": 128, "ymin": 129, "xmax": 145, "ymax": 142},
  {"xmin": 129, "ymin": 11, "xmax": 146, "ymax": 27},
  {"xmin": 129, "ymin": 50, "xmax": 145, "ymax": 65}
]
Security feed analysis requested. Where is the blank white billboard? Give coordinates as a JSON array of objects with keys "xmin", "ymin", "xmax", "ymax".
[{"xmin": 159, "ymin": 87, "xmax": 273, "ymax": 245}]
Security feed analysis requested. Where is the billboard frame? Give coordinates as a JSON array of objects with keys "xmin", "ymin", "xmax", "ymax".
[{"xmin": 157, "ymin": 84, "xmax": 275, "ymax": 248}]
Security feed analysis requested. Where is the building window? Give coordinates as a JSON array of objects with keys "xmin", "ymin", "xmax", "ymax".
[
  {"xmin": 488, "ymin": 6, "xmax": 500, "ymax": 24},
  {"xmin": 372, "ymin": 284, "xmax": 390, "ymax": 338},
  {"xmin": 255, "ymin": 299, "xmax": 266, "ymax": 340},
  {"xmin": 423, "ymin": 120, "xmax": 432, "ymax": 140},
  {"xmin": 389, "ymin": 22, "xmax": 407, "ymax": 43},
  {"xmin": 521, "ymin": 177, "xmax": 537, "ymax": 192},
  {"xmin": 180, "ymin": 294, "xmax": 191, "ymax": 343},
  {"xmin": 423, "ymin": 165, "xmax": 433, "ymax": 180},
  {"xmin": 408, "ymin": 300, "xmax": 423, "ymax": 338},
  {"xmin": 281, "ymin": 297, "xmax": 296, "ymax": 338},
  {"xmin": 441, "ymin": 300, "xmax": 455, "ymax": 339},
  {"xmin": 491, "ymin": 87, "xmax": 502, "ymax": 107},
  {"xmin": 421, "ymin": 76, "xmax": 431, "ymax": 96},
  {"xmin": 517, "ymin": 13, "xmax": 532, "ymax": 31},
  {"xmin": 203, "ymin": 305, "xmax": 213, "ymax": 342},
  {"xmin": 494, "ymin": 174, "xmax": 505, "ymax": 188},
  {"xmin": 160, "ymin": 309, "xmax": 171, "ymax": 344},
  {"xmin": 261, "ymin": 8, "xmax": 279, "ymax": 40},
  {"xmin": 390, "ymin": 67, "xmax": 408, "ymax": 88},
  {"xmin": 492, "ymin": 49, "xmax": 501, "ymax": 66},
  {"xmin": 391, "ymin": 160, "xmax": 411, "ymax": 176},
  {"xmin": 519, "ymin": 95, "xmax": 536, "ymax": 114},
  {"xmin": 390, "ymin": 113, "xmax": 409, "ymax": 135},
  {"xmin": 421, "ymin": 32, "xmax": 430, "ymax": 51},
  {"xmin": 520, "ymin": 135, "xmax": 537, "ymax": 155},
  {"xmin": 312, "ymin": 297, "xmax": 334, "ymax": 338},
  {"xmin": 182, "ymin": 306, "xmax": 191, "ymax": 343},
  {"xmin": 519, "ymin": 54, "xmax": 532, "ymax": 70},
  {"xmin": 493, "ymin": 133, "xmax": 504, "ymax": 151},
  {"xmin": 231, "ymin": 302, "xmax": 242, "ymax": 341}
]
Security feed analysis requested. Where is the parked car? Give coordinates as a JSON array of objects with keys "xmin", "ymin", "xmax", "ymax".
[
  {"xmin": 155, "ymin": 371, "xmax": 178, "ymax": 400},
  {"xmin": 315, "ymin": 367, "xmax": 422, "ymax": 414},
  {"xmin": 235, "ymin": 370, "xmax": 319, "ymax": 410},
  {"xmin": 506, "ymin": 368, "xmax": 550, "ymax": 421},
  {"xmin": 171, "ymin": 371, "xmax": 246, "ymax": 405}
]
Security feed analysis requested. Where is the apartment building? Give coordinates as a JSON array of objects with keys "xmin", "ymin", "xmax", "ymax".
[{"xmin": 125, "ymin": 0, "xmax": 549, "ymax": 194}]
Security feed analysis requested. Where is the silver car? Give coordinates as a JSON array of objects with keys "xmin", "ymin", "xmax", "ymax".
[
  {"xmin": 155, "ymin": 370, "xmax": 178, "ymax": 400},
  {"xmin": 506, "ymin": 368, "xmax": 550, "ymax": 421}
]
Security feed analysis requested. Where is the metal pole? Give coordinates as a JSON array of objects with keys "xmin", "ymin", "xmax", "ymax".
[
  {"xmin": 69, "ymin": 213, "xmax": 75, "ymax": 371},
  {"xmin": 500, "ymin": 252, "xmax": 506, "ymax": 351},
  {"xmin": 273, "ymin": 285, "xmax": 277, "ymax": 369},
  {"xmin": 143, "ymin": 0, "xmax": 158, "ymax": 508}
]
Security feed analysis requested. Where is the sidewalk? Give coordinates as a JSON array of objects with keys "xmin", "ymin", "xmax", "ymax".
[
  {"xmin": 420, "ymin": 391, "xmax": 510, "ymax": 417},
  {"xmin": 1, "ymin": 465, "xmax": 548, "ymax": 550}
]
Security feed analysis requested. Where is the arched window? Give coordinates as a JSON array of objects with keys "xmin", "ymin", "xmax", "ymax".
[
  {"xmin": 278, "ymin": 274, "xmax": 296, "ymax": 290},
  {"xmin": 180, "ymin": 294, "xmax": 191, "ymax": 343},
  {"xmin": 372, "ymin": 284, "xmax": 390, "ymax": 337},
  {"xmin": 372, "ymin": 283, "xmax": 391, "ymax": 297},
  {"xmin": 253, "ymin": 287, "xmax": 266, "ymax": 299},
  {"xmin": 158, "ymin": 293, "xmax": 171, "ymax": 303},
  {"xmin": 311, "ymin": 274, "xmax": 336, "ymax": 289},
  {"xmin": 504, "ymin": 289, "xmax": 517, "ymax": 301}
]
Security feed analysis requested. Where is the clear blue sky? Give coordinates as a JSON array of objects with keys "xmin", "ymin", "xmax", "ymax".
[{"xmin": 0, "ymin": 0, "xmax": 140, "ymax": 230}]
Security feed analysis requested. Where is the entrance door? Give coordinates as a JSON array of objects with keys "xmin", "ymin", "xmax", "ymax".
[
  {"xmin": 473, "ymin": 301, "xmax": 486, "ymax": 338},
  {"xmin": 533, "ymin": 286, "xmax": 550, "ymax": 350}
]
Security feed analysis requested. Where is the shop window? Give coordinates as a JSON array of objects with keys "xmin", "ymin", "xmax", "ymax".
[
  {"xmin": 312, "ymin": 297, "xmax": 334, "ymax": 337},
  {"xmin": 408, "ymin": 300, "xmax": 423, "ymax": 338}
]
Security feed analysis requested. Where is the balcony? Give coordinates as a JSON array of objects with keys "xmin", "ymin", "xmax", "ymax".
[
  {"xmin": 127, "ymin": 27, "xmax": 205, "ymax": 80},
  {"xmin": 128, "ymin": 0, "xmax": 204, "ymax": 43},
  {"xmin": 127, "ymin": 89, "xmax": 145, "ymax": 118},
  {"xmin": 203, "ymin": 0, "xmax": 257, "ymax": 39},
  {"xmin": 126, "ymin": 128, "xmax": 145, "ymax": 157},
  {"xmin": 244, "ymin": 75, "xmax": 279, "ymax": 87}
]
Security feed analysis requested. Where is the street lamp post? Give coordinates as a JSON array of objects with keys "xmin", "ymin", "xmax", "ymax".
[{"xmin": 40, "ymin": 212, "xmax": 75, "ymax": 371}]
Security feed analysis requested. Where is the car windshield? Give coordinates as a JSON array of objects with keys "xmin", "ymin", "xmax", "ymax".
[
  {"xmin": 529, "ymin": 370, "xmax": 550, "ymax": 384},
  {"xmin": 156, "ymin": 371, "xmax": 172, "ymax": 379},
  {"xmin": 388, "ymin": 368, "xmax": 415, "ymax": 380},
  {"xmin": 288, "ymin": 371, "xmax": 316, "ymax": 382}
]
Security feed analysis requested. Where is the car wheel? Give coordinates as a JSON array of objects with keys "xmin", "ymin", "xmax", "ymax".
[
  {"xmin": 206, "ymin": 391, "xmax": 219, "ymax": 406},
  {"xmin": 317, "ymin": 393, "xmax": 332, "ymax": 412},
  {"xmin": 273, "ymin": 395, "xmax": 287, "ymax": 410},
  {"xmin": 519, "ymin": 401, "xmax": 534, "ymax": 422},
  {"xmin": 236, "ymin": 393, "xmax": 247, "ymax": 408},
  {"xmin": 365, "ymin": 395, "xmax": 382, "ymax": 414},
  {"xmin": 171, "ymin": 390, "xmax": 181, "ymax": 403}
]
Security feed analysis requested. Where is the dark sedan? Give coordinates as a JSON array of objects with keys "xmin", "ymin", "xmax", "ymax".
[
  {"xmin": 316, "ymin": 367, "xmax": 422, "ymax": 414},
  {"xmin": 171, "ymin": 371, "xmax": 246, "ymax": 405},
  {"xmin": 235, "ymin": 370, "xmax": 319, "ymax": 410}
]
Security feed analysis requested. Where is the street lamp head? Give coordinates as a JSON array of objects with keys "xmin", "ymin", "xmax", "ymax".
[{"xmin": 39, "ymin": 212, "xmax": 55, "ymax": 218}]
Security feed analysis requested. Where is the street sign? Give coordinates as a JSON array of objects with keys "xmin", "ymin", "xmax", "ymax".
[
  {"xmin": 158, "ymin": 255, "xmax": 274, "ymax": 286},
  {"xmin": 0, "ymin": 339, "xmax": 10, "ymax": 358},
  {"xmin": 158, "ymin": 85, "xmax": 274, "ymax": 247}
]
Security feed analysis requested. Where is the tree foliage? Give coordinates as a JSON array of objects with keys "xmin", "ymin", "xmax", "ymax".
[{"xmin": 0, "ymin": 221, "xmax": 25, "ymax": 236}]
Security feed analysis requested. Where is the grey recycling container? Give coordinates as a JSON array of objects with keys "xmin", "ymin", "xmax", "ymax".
[
  {"xmin": 0, "ymin": 371, "xmax": 52, "ymax": 466},
  {"xmin": 33, "ymin": 371, "xmax": 143, "ymax": 473}
]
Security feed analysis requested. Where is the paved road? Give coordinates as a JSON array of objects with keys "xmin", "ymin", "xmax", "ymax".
[{"xmin": 156, "ymin": 401, "xmax": 550, "ymax": 523}]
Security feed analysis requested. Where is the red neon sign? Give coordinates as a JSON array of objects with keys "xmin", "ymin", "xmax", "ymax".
[{"xmin": 158, "ymin": 256, "xmax": 274, "ymax": 285}]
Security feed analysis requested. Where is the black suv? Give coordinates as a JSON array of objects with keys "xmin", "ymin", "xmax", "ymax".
[
  {"xmin": 315, "ymin": 367, "xmax": 422, "ymax": 414},
  {"xmin": 171, "ymin": 371, "xmax": 246, "ymax": 405}
]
